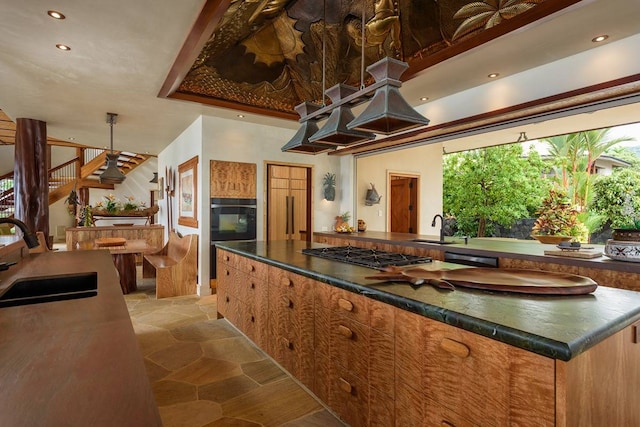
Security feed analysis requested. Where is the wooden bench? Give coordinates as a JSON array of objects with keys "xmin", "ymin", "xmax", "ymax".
[{"xmin": 142, "ymin": 232, "xmax": 198, "ymax": 298}]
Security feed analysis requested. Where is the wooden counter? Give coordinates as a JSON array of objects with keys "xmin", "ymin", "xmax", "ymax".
[
  {"xmin": 314, "ymin": 230, "xmax": 640, "ymax": 292},
  {"xmin": 0, "ymin": 250, "xmax": 161, "ymax": 426},
  {"xmin": 66, "ymin": 224, "xmax": 164, "ymax": 251}
]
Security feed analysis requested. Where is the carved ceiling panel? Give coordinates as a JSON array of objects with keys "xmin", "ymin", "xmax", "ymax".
[{"xmin": 165, "ymin": 0, "xmax": 577, "ymax": 119}]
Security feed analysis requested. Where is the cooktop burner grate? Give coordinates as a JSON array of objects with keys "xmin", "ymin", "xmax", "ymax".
[{"xmin": 302, "ymin": 245, "xmax": 432, "ymax": 269}]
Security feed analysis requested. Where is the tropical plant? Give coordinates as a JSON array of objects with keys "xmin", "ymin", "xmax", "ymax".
[
  {"xmin": 443, "ymin": 143, "xmax": 549, "ymax": 237},
  {"xmin": 531, "ymin": 188, "xmax": 582, "ymax": 237},
  {"xmin": 539, "ymin": 129, "xmax": 634, "ymax": 211},
  {"xmin": 591, "ymin": 169, "xmax": 640, "ymax": 229}
]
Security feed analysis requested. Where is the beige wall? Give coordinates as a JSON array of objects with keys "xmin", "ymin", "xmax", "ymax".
[{"xmin": 355, "ymin": 143, "xmax": 443, "ymax": 235}]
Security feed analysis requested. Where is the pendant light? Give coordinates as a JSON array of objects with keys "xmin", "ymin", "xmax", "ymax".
[
  {"xmin": 308, "ymin": 84, "xmax": 375, "ymax": 145},
  {"xmin": 309, "ymin": 0, "xmax": 374, "ymax": 146},
  {"xmin": 347, "ymin": 0, "xmax": 429, "ymax": 134},
  {"xmin": 99, "ymin": 112, "xmax": 126, "ymax": 184},
  {"xmin": 347, "ymin": 56, "xmax": 430, "ymax": 134},
  {"xmin": 281, "ymin": 0, "xmax": 430, "ymax": 153},
  {"xmin": 280, "ymin": 102, "xmax": 335, "ymax": 154}
]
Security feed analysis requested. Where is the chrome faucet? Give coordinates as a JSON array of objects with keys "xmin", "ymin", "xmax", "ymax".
[
  {"xmin": 0, "ymin": 218, "xmax": 40, "ymax": 249},
  {"xmin": 431, "ymin": 214, "xmax": 445, "ymax": 242}
]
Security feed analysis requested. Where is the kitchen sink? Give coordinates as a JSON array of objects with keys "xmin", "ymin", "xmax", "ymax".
[
  {"xmin": 410, "ymin": 239, "xmax": 456, "ymax": 245},
  {"xmin": 0, "ymin": 272, "xmax": 98, "ymax": 308}
]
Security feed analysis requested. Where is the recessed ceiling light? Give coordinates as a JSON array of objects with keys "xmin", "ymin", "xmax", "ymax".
[
  {"xmin": 488, "ymin": 73, "xmax": 499, "ymax": 78},
  {"xmin": 56, "ymin": 44, "xmax": 71, "ymax": 51},
  {"xmin": 68, "ymin": 137, "xmax": 75, "ymax": 141},
  {"xmin": 419, "ymin": 97, "xmax": 429, "ymax": 101},
  {"xmin": 237, "ymin": 114, "xmax": 245, "ymax": 118},
  {"xmin": 47, "ymin": 10, "xmax": 65, "ymax": 19},
  {"xmin": 592, "ymin": 35, "xmax": 609, "ymax": 43}
]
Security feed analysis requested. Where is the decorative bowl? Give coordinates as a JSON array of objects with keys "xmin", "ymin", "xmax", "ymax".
[
  {"xmin": 604, "ymin": 240, "xmax": 640, "ymax": 262},
  {"xmin": 531, "ymin": 234, "xmax": 572, "ymax": 244}
]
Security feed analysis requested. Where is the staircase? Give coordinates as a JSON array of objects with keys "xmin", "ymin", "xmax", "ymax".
[{"xmin": 0, "ymin": 148, "xmax": 152, "ymax": 218}]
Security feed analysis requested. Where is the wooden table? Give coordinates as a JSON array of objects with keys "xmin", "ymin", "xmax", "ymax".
[{"xmin": 76, "ymin": 239, "xmax": 160, "ymax": 294}]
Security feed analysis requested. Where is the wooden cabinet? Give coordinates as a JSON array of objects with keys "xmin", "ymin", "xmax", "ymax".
[
  {"xmin": 315, "ymin": 283, "xmax": 395, "ymax": 427},
  {"xmin": 210, "ymin": 160, "xmax": 256, "ymax": 198},
  {"xmin": 266, "ymin": 266, "xmax": 315, "ymax": 390},
  {"xmin": 268, "ymin": 165, "xmax": 308, "ymax": 241},
  {"xmin": 395, "ymin": 307, "xmax": 556, "ymax": 426},
  {"xmin": 216, "ymin": 250, "xmax": 268, "ymax": 348},
  {"xmin": 217, "ymin": 251, "xmax": 640, "ymax": 427}
]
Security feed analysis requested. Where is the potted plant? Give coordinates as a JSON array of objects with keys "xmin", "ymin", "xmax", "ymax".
[
  {"xmin": 611, "ymin": 192, "xmax": 640, "ymax": 241},
  {"xmin": 531, "ymin": 189, "xmax": 580, "ymax": 244}
]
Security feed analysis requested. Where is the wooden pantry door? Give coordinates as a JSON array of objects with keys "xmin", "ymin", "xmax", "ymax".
[{"xmin": 267, "ymin": 164, "xmax": 311, "ymax": 241}]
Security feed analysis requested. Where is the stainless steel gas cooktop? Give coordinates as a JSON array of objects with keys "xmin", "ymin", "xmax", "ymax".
[{"xmin": 302, "ymin": 245, "xmax": 432, "ymax": 269}]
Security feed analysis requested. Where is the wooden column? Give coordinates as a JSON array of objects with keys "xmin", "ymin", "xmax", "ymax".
[{"xmin": 14, "ymin": 118, "xmax": 49, "ymax": 240}]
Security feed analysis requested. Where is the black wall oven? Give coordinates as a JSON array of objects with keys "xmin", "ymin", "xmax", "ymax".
[{"xmin": 210, "ymin": 198, "xmax": 257, "ymax": 279}]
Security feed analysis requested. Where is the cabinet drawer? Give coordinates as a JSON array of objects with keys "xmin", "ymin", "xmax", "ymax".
[
  {"xmin": 216, "ymin": 249, "xmax": 235, "ymax": 265},
  {"xmin": 424, "ymin": 320, "xmax": 555, "ymax": 426},
  {"xmin": 424, "ymin": 397, "xmax": 476, "ymax": 427},
  {"xmin": 327, "ymin": 364, "xmax": 369, "ymax": 427},
  {"xmin": 235, "ymin": 270, "xmax": 267, "ymax": 306},
  {"xmin": 331, "ymin": 287, "xmax": 369, "ymax": 325},
  {"xmin": 329, "ymin": 316, "xmax": 369, "ymax": 382},
  {"xmin": 239, "ymin": 256, "xmax": 268, "ymax": 281}
]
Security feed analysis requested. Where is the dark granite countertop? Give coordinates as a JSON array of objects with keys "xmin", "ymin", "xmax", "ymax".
[
  {"xmin": 217, "ymin": 240, "xmax": 640, "ymax": 361},
  {"xmin": 0, "ymin": 250, "xmax": 161, "ymax": 426},
  {"xmin": 314, "ymin": 230, "xmax": 640, "ymax": 273}
]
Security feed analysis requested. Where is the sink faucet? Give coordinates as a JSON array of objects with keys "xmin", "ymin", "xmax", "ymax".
[
  {"xmin": 0, "ymin": 218, "xmax": 39, "ymax": 249},
  {"xmin": 431, "ymin": 214, "xmax": 445, "ymax": 242}
]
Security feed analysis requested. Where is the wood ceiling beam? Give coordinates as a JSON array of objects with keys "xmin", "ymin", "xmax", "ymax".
[{"xmin": 158, "ymin": 0, "xmax": 232, "ymax": 98}]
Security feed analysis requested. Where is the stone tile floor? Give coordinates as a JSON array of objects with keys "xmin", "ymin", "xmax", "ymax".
[{"xmin": 125, "ymin": 278, "xmax": 345, "ymax": 427}]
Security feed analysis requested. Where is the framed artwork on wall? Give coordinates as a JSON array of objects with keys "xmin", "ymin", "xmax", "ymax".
[{"xmin": 177, "ymin": 155, "xmax": 198, "ymax": 228}]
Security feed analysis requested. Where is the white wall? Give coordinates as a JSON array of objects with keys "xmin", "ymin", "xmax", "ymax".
[
  {"xmin": 157, "ymin": 115, "xmax": 343, "ymax": 296},
  {"xmin": 201, "ymin": 115, "xmax": 342, "ymax": 237},
  {"xmin": 355, "ymin": 143, "xmax": 443, "ymax": 235},
  {"xmin": 157, "ymin": 117, "xmax": 205, "ymax": 292}
]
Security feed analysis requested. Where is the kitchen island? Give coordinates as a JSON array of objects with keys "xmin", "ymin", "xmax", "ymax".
[
  {"xmin": 216, "ymin": 239, "xmax": 640, "ymax": 427},
  {"xmin": 314, "ymin": 230, "xmax": 640, "ymax": 292},
  {"xmin": 0, "ymin": 248, "xmax": 161, "ymax": 426}
]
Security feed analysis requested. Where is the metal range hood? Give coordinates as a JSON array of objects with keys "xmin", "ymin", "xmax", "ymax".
[
  {"xmin": 308, "ymin": 84, "xmax": 375, "ymax": 145},
  {"xmin": 280, "ymin": 103, "xmax": 335, "ymax": 154},
  {"xmin": 348, "ymin": 57, "xmax": 430, "ymax": 134}
]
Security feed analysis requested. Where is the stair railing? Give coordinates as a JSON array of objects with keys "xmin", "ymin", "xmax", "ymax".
[{"xmin": 0, "ymin": 171, "xmax": 14, "ymax": 218}]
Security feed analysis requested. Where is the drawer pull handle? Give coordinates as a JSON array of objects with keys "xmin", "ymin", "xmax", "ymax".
[
  {"xmin": 282, "ymin": 338, "xmax": 293, "ymax": 350},
  {"xmin": 282, "ymin": 297, "xmax": 294, "ymax": 308},
  {"xmin": 225, "ymin": 296, "xmax": 229, "ymax": 303},
  {"xmin": 281, "ymin": 277, "xmax": 293, "ymax": 287},
  {"xmin": 338, "ymin": 377, "xmax": 353, "ymax": 394},
  {"xmin": 440, "ymin": 338, "xmax": 470, "ymax": 358},
  {"xmin": 338, "ymin": 298, "xmax": 354, "ymax": 312},
  {"xmin": 250, "ymin": 282, "xmax": 255, "ymax": 289},
  {"xmin": 224, "ymin": 255, "xmax": 230, "ymax": 262},
  {"xmin": 250, "ymin": 315, "xmax": 255, "ymax": 323},
  {"xmin": 248, "ymin": 265, "xmax": 256, "ymax": 273},
  {"xmin": 441, "ymin": 422, "xmax": 455, "ymax": 427},
  {"xmin": 225, "ymin": 270, "xmax": 230, "ymax": 276},
  {"xmin": 337, "ymin": 325, "xmax": 353, "ymax": 339}
]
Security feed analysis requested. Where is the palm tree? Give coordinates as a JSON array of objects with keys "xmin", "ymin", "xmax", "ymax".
[
  {"xmin": 540, "ymin": 128, "xmax": 634, "ymax": 211},
  {"xmin": 452, "ymin": 0, "xmax": 544, "ymax": 41}
]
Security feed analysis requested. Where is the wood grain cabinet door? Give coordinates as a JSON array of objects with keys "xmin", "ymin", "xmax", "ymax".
[
  {"xmin": 424, "ymin": 319, "xmax": 555, "ymax": 426},
  {"xmin": 210, "ymin": 160, "xmax": 256, "ymax": 198}
]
